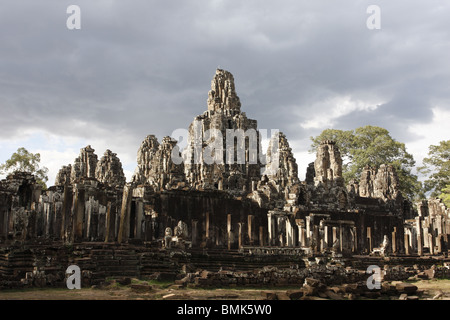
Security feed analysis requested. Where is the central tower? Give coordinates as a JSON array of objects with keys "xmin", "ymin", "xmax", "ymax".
[{"xmin": 183, "ymin": 69, "xmax": 264, "ymax": 193}]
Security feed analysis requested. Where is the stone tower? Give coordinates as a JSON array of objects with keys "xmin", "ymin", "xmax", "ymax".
[
  {"xmin": 95, "ymin": 149, "xmax": 126, "ymax": 188},
  {"xmin": 183, "ymin": 69, "xmax": 264, "ymax": 192}
]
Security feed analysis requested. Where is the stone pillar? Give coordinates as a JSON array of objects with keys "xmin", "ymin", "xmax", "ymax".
[
  {"xmin": 423, "ymin": 227, "xmax": 430, "ymax": 248},
  {"xmin": 238, "ymin": 222, "xmax": 244, "ymax": 249},
  {"xmin": 205, "ymin": 212, "xmax": 210, "ymax": 240},
  {"xmin": 391, "ymin": 227, "xmax": 397, "ymax": 254},
  {"xmin": 367, "ymin": 227, "xmax": 372, "ymax": 253},
  {"xmin": 352, "ymin": 227, "xmax": 357, "ymax": 253},
  {"xmin": 299, "ymin": 225, "xmax": 306, "ymax": 247},
  {"xmin": 286, "ymin": 218, "xmax": 294, "ymax": 247},
  {"xmin": 191, "ymin": 219, "xmax": 198, "ymax": 247},
  {"xmin": 86, "ymin": 197, "xmax": 98, "ymax": 240},
  {"xmin": 72, "ymin": 184, "xmax": 85, "ymax": 242},
  {"xmin": 227, "ymin": 214, "xmax": 232, "ymax": 250},
  {"xmin": 267, "ymin": 212, "xmax": 273, "ymax": 246},
  {"xmin": 60, "ymin": 184, "xmax": 72, "ymax": 242},
  {"xmin": 437, "ymin": 235, "xmax": 443, "ymax": 254},
  {"xmin": 44, "ymin": 202, "xmax": 52, "ymax": 237},
  {"xmin": 339, "ymin": 225, "xmax": 344, "ymax": 252},
  {"xmin": 104, "ymin": 201, "xmax": 113, "ymax": 242},
  {"xmin": 313, "ymin": 225, "xmax": 320, "ymax": 252},
  {"xmin": 118, "ymin": 183, "xmax": 133, "ymax": 243},
  {"xmin": 404, "ymin": 233, "xmax": 410, "ymax": 255},
  {"xmin": 415, "ymin": 217, "xmax": 423, "ymax": 255},
  {"xmin": 332, "ymin": 227, "xmax": 338, "ymax": 244},
  {"xmin": 135, "ymin": 201, "xmax": 143, "ymax": 239},
  {"xmin": 248, "ymin": 215, "xmax": 254, "ymax": 245},
  {"xmin": 323, "ymin": 225, "xmax": 329, "ymax": 249},
  {"xmin": 98, "ymin": 205, "xmax": 106, "ymax": 241},
  {"xmin": 306, "ymin": 216, "xmax": 311, "ymax": 246},
  {"xmin": 429, "ymin": 234, "xmax": 434, "ymax": 255},
  {"xmin": 54, "ymin": 201, "xmax": 62, "ymax": 240},
  {"xmin": 259, "ymin": 226, "xmax": 264, "ymax": 246}
]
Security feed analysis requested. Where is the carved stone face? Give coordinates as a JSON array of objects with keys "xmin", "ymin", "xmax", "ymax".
[{"xmin": 165, "ymin": 227, "xmax": 172, "ymax": 236}]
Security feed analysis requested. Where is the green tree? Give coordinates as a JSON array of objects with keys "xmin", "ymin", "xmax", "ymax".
[
  {"xmin": 310, "ymin": 125, "xmax": 424, "ymax": 201},
  {"xmin": 440, "ymin": 184, "xmax": 450, "ymax": 207},
  {"xmin": 418, "ymin": 140, "xmax": 450, "ymax": 198},
  {"xmin": 0, "ymin": 147, "xmax": 49, "ymax": 189}
]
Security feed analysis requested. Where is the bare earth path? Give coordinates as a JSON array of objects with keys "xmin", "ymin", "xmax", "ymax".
[{"xmin": 1, "ymin": 278, "xmax": 450, "ymax": 300}]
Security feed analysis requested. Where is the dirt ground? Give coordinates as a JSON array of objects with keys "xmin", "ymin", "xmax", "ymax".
[{"xmin": 0, "ymin": 279, "xmax": 449, "ymax": 300}]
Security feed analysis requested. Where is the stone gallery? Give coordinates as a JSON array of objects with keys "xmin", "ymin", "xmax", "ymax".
[{"xmin": 0, "ymin": 69, "xmax": 449, "ymax": 291}]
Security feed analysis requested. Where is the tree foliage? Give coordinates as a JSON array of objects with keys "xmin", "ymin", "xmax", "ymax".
[
  {"xmin": 418, "ymin": 140, "xmax": 450, "ymax": 198},
  {"xmin": 310, "ymin": 125, "xmax": 423, "ymax": 201},
  {"xmin": 0, "ymin": 147, "xmax": 49, "ymax": 189},
  {"xmin": 440, "ymin": 184, "xmax": 450, "ymax": 207}
]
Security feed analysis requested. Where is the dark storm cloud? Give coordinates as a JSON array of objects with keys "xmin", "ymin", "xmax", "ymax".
[{"xmin": 1, "ymin": 0, "xmax": 450, "ymax": 175}]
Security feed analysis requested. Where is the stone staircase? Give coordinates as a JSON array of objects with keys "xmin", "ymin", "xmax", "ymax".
[{"xmin": 72, "ymin": 243, "xmax": 141, "ymax": 283}]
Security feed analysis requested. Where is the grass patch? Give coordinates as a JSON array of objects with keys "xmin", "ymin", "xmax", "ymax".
[{"xmin": 146, "ymin": 280, "xmax": 173, "ymax": 289}]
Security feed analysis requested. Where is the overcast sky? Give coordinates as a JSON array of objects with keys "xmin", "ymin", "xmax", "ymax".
[{"xmin": 0, "ymin": 0, "xmax": 449, "ymax": 185}]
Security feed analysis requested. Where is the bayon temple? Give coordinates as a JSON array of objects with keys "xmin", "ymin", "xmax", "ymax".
[{"xmin": 0, "ymin": 69, "xmax": 449, "ymax": 288}]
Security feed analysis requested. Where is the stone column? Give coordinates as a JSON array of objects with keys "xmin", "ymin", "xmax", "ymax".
[
  {"xmin": 415, "ymin": 217, "xmax": 423, "ymax": 255},
  {"xmin": 339, "ymin": 224, "xmax": 344, "ymax": 252},
  {"xmin": 429, "ymin": 233, "xmax": 434, "ymax": 255},
  {"xmin": 60, "ymin": 184, "xmax": 72, "ymax": 242},
  {"xmin": 391, "ymin": 227, "xmax": 397, "ymax": 254},
  {"xmin": 135, "ymin": 201, "xmax": 144, "ymax": 239},
  {"xmin": 191, "ymin": 219, "xmax": 198, "ymax": 247},
  {"xmin": 118, "ymin": 183, "xmax": 133, "ymax": 243},
  {"xmin": 367, "ymin": 227, "xmax": 372, "ymax": 253},
  {"xmin": 205, "ymin": 211, "xmax": 210, "ymax": 240},
  {"xmin": 238, "ymin": 222, "xmax": 244, "ymax": 249},
  {"xmin": 423, "ymin": 227, "xmax": 430, "ymax": 248},
  {"xmin": 86, "ymin": 197, "xmax": 98, "ymax": 240},
  {"xmin": 259, "ymin": 226, "xmax": 264, "ymax": 246},
  {"xmin": 72, "ymin": 184, "xmax": 85, "ymax": 242},
  {"xmin": 306, "ymin": 216, "xmax": 311, "ymax": 246},
  {"xmin": 286, "ymin": 218, "xmax": 294, "ymax": 247},
  {"xmin": 98, "ymin": 205, "xmax": 106, "ymax": 241},
  {"xmin": 437, "ymin": 235, "xmax": 443, "ymax": 254},
  {"xmin": 332, "ymin": 227, "xmax": 338, "ymax": 245},
  {"xmin": 404, "ymin": 233, "xmax": 410, "ymax": 255},
  {"xmin": 104, "ymin": 201, "xmax": 113, "ymax": 242},
  {"xmin": 267, "ymin": 212, "xmax": 273, "ymax": 246},
  {"xmin": 323, "ymin": 225, "xmax": 329, "ymax": 249},
  {"xmin": 227, "ymin": 214, "xmax": 232, "ymax": 250},
  {"xmin": 248, "ymin": 215, "xmax": 254, "ymax": 245},
  {"xmin": 313, "ymin": 225, "xmax": 320, "ymax": 252},
  {"xmin": 54, "ymin": 200, "xmax": 62, "ymax": 240},
  {"xmin": 299, "ymin": 224, "xmax": 306, "ymax": 247}
]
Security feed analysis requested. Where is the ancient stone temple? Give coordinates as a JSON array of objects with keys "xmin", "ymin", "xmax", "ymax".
[{"xmin": 0, "ymin": 69, "xmax": 449, "ymax": 288}]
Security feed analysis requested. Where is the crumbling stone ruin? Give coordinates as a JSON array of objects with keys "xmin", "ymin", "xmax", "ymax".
[{"xmin": 0, "ymin": 69, "xmax": 449, "ymax": 293}]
